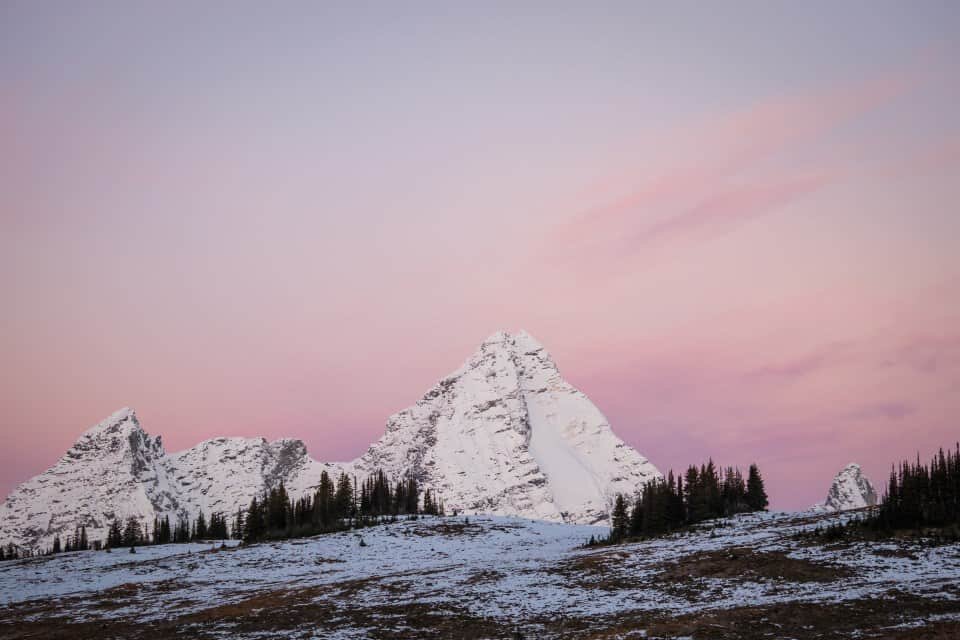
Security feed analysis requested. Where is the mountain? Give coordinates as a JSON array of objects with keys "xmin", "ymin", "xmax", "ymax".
[
  {"xmin": 0, "ymin": 330, "xmax": 660, "ymax": 552},
  {"xmin": 0, "ymin": 409, "xmax": 179, "ymax": 552},
  {"xmin": 354, "ymin": 330, "xmax": 660, "ymax": 523},
  {"xmin": 813, "ymin": 463, "xmax": 878, "ymax": 512}
]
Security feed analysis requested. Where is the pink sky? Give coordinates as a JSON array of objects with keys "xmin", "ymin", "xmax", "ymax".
[{"xmin": 2, "ymin": 3, "xmax": 959, "ymax": 510}]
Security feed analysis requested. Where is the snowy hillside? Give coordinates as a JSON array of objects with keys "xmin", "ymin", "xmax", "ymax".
[
  {"xmin": 0, "ymin": 331, "xmax": 659, "ymax": 552},
  {"xmin": 813, "ymin": 462, "xmax": 878, "ymax": 512},
  {"xmin": 2, "ymin": 511, "xmax": 958, "ymax": 638}
]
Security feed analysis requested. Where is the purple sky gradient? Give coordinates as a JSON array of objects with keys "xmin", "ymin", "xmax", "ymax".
[{"xmin": 2, "ymin": 2, "xmax": 959, "ymax": 509}]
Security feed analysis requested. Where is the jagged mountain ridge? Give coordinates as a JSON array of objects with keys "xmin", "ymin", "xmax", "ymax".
[
  {"xmin": 813, "ymin": 462, "xmax": 878, "ymax": 512},
  {"xmin": 0, "ymin": 331, "xmax": 661, "ymax": 551}
]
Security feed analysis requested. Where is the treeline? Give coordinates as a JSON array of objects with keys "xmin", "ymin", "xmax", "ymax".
[
  {"xmin": 102, "ymin": 511, "xmax": 234, "ymax": 549},
  {"xmin": 0, "ymin": 543, "xmax": 22, "ymax": 561},
  {"xmin": 241, "ymin": 470, "xmax": 444, "ymax": 543},
  {"xmin": 44, "ymin": 510, "xmax": 236, "ymax": 556},
  {"xmin": 51, "ymin": 526, "xmax": 92, "ymax": 554},
  {"xmin": 597, "ymin": 461, "xmax": 769, "ymax": 544},
  {"xmin": 870, "ymin": 444, "xmax": 960, "ymax": 530}
]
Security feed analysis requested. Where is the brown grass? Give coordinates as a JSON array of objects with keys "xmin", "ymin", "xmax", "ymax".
[{"xmin": 657, "ymin": 547, "xmax": 855, "ymax": 584}]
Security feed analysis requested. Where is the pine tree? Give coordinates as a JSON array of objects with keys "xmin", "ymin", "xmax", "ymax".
[
  {"xmin": 405, "ymin": 478, "xmax": 419, "ymax": 515},
  {"xmin": 746, "ymin": 464, "xmax": 769, "ymax": 511},
  {"xmin": 122, "ymin": 517, "xmax": 142, "ymax": 547},
  {"xmin": 174, "ymin": 517, "xmax": 191, "ymax": 543},
  {"xmin": 52, "ymin": 535, "xmax": 62, "ymax": 554},
  {"xmin": 316, "ymin": 471, "xmax": 334, "ymax": 527},
  {"xmin": 423, "ymin": 489, "xmax": 435, "ymax": 515},
  {"xmin": 244, "ymin": 496, "xmax": 265, "ymax": 542},
  {"xmin": 160, "ymin": 516, "xmax": 171, "ymax": 544},
  {"xmin": 334, "ymin": 473, "xmax": 353, "ymax": 522},
  {"xmin": 610, "ymin": 494, "xmax": 629, "ymax": 542},
  {"xmin": 79, "ymin": 526, "xmax": 89, "ymax": 551},
  {"xmin": 107, "ymin": 519, "xmax": 123, "ymax": 548},
  {"xmin": 195, "ymin": 511, "xmax": 208, "ymax": 540},
  {"xmin": 233, "ymin": 507, "xmax": 245, "ymax": 540}
]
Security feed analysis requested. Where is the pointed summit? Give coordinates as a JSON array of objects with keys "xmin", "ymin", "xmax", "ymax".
[
  {"xmin": 81, "ymin": 407, "xmax": 141, "ymax": 436},
  {"xmin": 814, "ymin": 462, "xmax": 878, "ymax": 512}
]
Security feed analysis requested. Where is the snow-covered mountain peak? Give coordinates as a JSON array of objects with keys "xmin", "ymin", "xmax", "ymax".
[
  {"xmin": 813, "ymin": 462, "xmax": 878, "ymax": 512},
  {"xmin": 67, "ymin": 407, "xmax": 163, "ymax": 465},
  {"xmin": 356, "ymin": 330, "xmax": 660, "ymax": 524}
]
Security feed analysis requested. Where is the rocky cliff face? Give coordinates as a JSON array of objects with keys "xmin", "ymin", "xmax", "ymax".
[
  {"xmin": 814, "ymin": 463, "xmax": 878, "ymax": 512},
  {"xmin": 0, "ymin": 331, "xmax": 659, "ymax": 551}
]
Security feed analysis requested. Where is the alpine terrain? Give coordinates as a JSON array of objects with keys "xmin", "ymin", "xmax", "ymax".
[{"xmin": 0, "ymin": 330, "xmax": 660, "ymax": 552}]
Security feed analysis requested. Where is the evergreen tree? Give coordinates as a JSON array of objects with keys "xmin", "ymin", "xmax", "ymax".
[
  {"xmin": 244, "ymin": 496, "xmax": 265, "ymax": 542},
  {"xmin": 159, "ymin": 516, "xmax": 171, "ymax": 544},
  {"xmin": 423, "ymin": 489, "xmax": 435, "ymax": 515},
  {"xmin": 79, "ymin": 526, "xmax": 89, "ymax": 551},
  {"xmin": 52, "ymin": 535, "xmax": 62, "ymax": 554},
  {"xmin": 207, "ymin": 512, "xmax": 228, "ymax": 539},
  {"xmin": 195, "ymin": 511, "xmax": 208, "ymax": 540},
  {"xmin": 174, "ymin": 517, "xmax": 191, "ymax": 544},
  {"xmin": 122, "ymin": 517, "xmax": 142, "ymax": 547},
  {"xmin": 334, "ymin": 473, "xmax": 353, "ymax": 522},
  {"xmin": 610, "ymin": 494, "xmax": 629, "ymax": 541},
  {"xmin": 233, "ymin": 507, "xmax": 245, "ymax": 540},
  {"xmin": 266, "ymin": 482, "xmax": 290, "ymax": 534},
  {"xmin": 628, "ymin": 493, "xmax": 644, "ymax": 536},
  {"xmin": 107, "ymin": 519, "xmax": 123, "ymax": 548},
  {"xmin": 316, "ymin": 471, "xmax": 334, "ymax": 527},
  {"xmin": 746, "ymin": 464, "xmax": 769, "ymax": 511},
  {"xmin": 405, "ymin": 478, "xmax": 419, "ymax": 515}
]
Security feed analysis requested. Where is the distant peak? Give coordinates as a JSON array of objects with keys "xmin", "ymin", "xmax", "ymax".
[
  {"xmin": 82, "ymin": 407, "xmax": 141, "ymax": 436},
  {"xmin": 479, "ymin": 329, "xmax": 544, "ymax": 350},
  {"xmin": 512, "ymin": 329, "xmax": 544, "ymax": 352},
  {"xmin": 481, "ymin": 330, "xmax": 512, "ymax": 345},
  {"xmin": 817, "ymin": 461, "xmax": 877, "ymax": 512},
  {"xmin": 113, "ymin": 406, "xmax": 135, "ymax": 420}
]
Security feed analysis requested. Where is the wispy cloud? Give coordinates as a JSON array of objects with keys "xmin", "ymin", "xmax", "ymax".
[
  {"xmin": 548, "ymin": 61, "xmax": 927, "ymax": 267},
  {"xmin": 622, "ymin": 172, "xmax": 832, "ymax": 253},
  {"xmin": 744, "ymin": 340, "xmax": 856, "ymax": 382},
  {"xmin": 842, "ymin": 401, "xmax": 917, "ymax": 421},
  {"xmin": 882, "ymin": 335, "xmax": 960, "ymax": 375}
]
